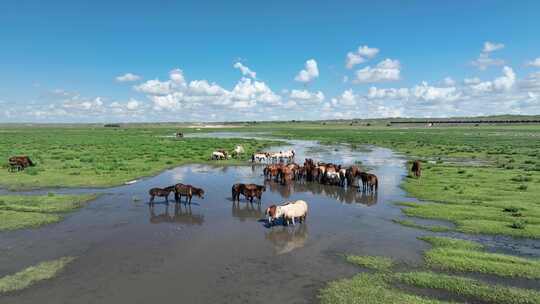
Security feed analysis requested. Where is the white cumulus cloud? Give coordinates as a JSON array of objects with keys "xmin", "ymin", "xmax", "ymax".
[
  {"xmin": 353, "ymin": 59, "xmax": 401, "ymax": 83},
  {"xmin": 294, "ymin": 59, "xmax": 319, "ymax": 83},
  {"xmin": 527, "ymin": 57, "xmax": 540, "ymax": 68},
  {"xmin": 345, "ymin": 45, "xmax": 379, "ymax": 69}
]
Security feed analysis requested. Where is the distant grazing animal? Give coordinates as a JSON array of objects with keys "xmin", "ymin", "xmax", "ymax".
[
  {"xmin": 148, "ymin": 186, "xmax": 175, "ymax": 205},
  {"xmin": 252, "ymin": 152, "xmax": 269, "ymax": 163},
  {"xmin": 231, "ymin": 183, "xmax": 266, "ymax": 203},
  {"xmin": 411, "ymin": 160, "xmax": 421, "ymax": 178},
  {"xmin": 212, "ymin": 151, "xmax": 227, "ymax": 160},
  {"xmin": 8, "ymin": 156, "xmax": 35, "ymax": 172},
  {"xmin": 176, "ymin": 132, "xmax": 184, "ymax": 138},
  {"xmin": 174, "ymin": 183, "xmax": 205, "ymax": 204},
  {"xmin": 232, "ymin": 145, "xmax": 245, "ymax": 158},
  {"xmin": 266, "ymin": 200, "xmax": 308, "ymax": 226}
]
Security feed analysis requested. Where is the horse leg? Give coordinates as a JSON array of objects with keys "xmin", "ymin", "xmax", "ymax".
[{"xmin": 188, "ymin": 195, "xmax": 192, "ymax": 204}]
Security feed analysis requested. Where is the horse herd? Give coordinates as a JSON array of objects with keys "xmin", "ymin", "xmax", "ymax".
[
  {"xmin": 211, "ymin": 145, "xmax": 246, "ymax": 160},
  {"xmin": 263, "ymin": 158, "xmax": 379, "ymax": 193},
  {"xmin": 251, "ymin": 150, "xmax": 296, "ymax": 164}
]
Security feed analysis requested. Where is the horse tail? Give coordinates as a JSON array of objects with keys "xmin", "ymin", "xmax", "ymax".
[{"xmin": 375, "ymin": 178, "xmax": 379, "ymax": 191}]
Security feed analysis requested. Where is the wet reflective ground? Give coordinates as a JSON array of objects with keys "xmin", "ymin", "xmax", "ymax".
[{"xmin": 0, "ymin": 136, "xmax": 431, "ymax": 304}]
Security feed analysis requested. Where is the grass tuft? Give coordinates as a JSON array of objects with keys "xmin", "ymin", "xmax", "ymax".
[
  {"xmin": 0, "ymin": 257, "xmax": 74, "ymax": 294},
  {"xmin": 346, "ymin": 255, "xmax": 393, "ymax": 271},
  {"xmin": 394, "ymin": 271, "xmax": 540, "ymax": 304},
  {"xmin": 420, "ymin": 236, "xmax": 540, "ymax": 279}
]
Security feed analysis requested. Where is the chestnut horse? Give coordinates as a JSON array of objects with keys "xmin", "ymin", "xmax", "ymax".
[
  {"xmin": 411, "ymin": 160, "xmax": 421, "ymax": 178},
  {"xmin": 8, "ymin": 156, "xmax": 35, "ymax": 172}
]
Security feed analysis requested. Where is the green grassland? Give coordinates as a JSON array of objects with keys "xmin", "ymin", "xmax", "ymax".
[
  {"xmin": 0, "ymin": 126, "xmax": 279, "ymax": 189},
  {"xmin": 320, "ymin": 236, "xmax": 540, "ymax": 304},
  {"xmin": 0, "ymin": 257, "xmax": 74, "ymax": 294},
  {"xmin": 0, "ymin": 194, "xmax": 97, "ymax": 231}
]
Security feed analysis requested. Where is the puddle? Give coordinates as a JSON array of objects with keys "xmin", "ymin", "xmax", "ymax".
[{"xmin": 0, "ymin": 132, "xmax": 536, "ymax": 303}]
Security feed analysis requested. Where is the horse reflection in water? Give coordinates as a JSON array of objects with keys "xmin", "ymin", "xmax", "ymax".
[
  {"xmin": 265, "ymin": 224, "xmax": 308, "ymax": 255},
  {"xmin": 231, "ymin": 201, "xmax": 263, "ymax": 222},
  {"xmin": 264, "ymin": 180, "xmax": 378, "ymax": 206},
  {"xmin": 149, "ymin": 204, "xmax": 204, "ymax": 226}
]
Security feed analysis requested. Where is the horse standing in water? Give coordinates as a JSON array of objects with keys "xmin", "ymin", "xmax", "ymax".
[
  {"xmin": 231, "ymin": 183, "xmax": 266, "ymax": 203},
  {"xmin": 411, "ymin": 160, "xmax": 421, "ymax": 178},
  {"xmin": 148, "ymin": 186, "xmax": 175, "ymax": 206},
  {"xmin": 173, "ymin": 183, "xmax": 205, "ymax": 204}
]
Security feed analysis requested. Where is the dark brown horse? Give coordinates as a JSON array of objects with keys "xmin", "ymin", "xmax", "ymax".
[
  {"xmin": 232, "ymin": 183, "xmax": 266, "ymax": 203},
  {"xmin": 8, "ymin": 156, "xmax": 35, "ymax": 172},
  {"xmin": 148, "ymin": 186, "xmax": 175, "ymax": 205},
  {"xmin": 174, "ymin": 183, "xmax": 205, "ymax": 204},
  {"xmin": 358, "ymin": 172, "xmax": 378, "ymax": 193},
  {"xmin": 411, "ymin": 160, "xmax": 421, "ymax": 178}
]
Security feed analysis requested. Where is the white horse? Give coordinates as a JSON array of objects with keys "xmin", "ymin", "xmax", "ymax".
[
  {"xmin": 266, "ymin": 200, "xmax": 308, "ymax": 225},
  {"xmin": 234, "ymin": 145, "xmax": 245, "ymax": 156},
  {"xmin": 211, "ymin": 151, "xmax": 226, "ymax": 160},
  {"xmin": 252, "ymin": 152, "xmax": 268, "ymax": 163}
]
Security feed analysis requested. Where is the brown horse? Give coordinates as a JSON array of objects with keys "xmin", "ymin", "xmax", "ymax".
[
  {"xmin": 345, "ymin": 166, "xmax": 362, "ymax": 187},
  {"xmin": 231, "ymin": 183, "xmax": 266, "ymax": 203},
  {"xmin": 411, "ymin": 160, "xmax": 421, "ymax": 178},
  {"xmin": 279, "ymin": 166, "xmax": 295, "ymax": 185},
  {"xmin": 264, "ymin": 164, "xmax": 283, "ymax": 181},
  {"xmin": 174, "ymin": 183, "xmax": 205, "ymax": 204},
  {"xmin": 148, "ymin": 186, "xmax": 175, "ymax": 205},
  {"xmin": 366, "ymin": 173, "xmax": 378, "ymax": 193},
  {"xmin": 8, "ymin": 156, "xmax": 35, "ymax": 172}
]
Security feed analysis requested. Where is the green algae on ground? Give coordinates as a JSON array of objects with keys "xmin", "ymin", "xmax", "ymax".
[
  {"xmin": 346, "ymin": 255, "xmax": 394, "ymax": 271},
  {"xmin": 0, "ymin": 257, "xmax": 74, "ymax": 294},
  {"xmin": 319, "ymin": 273, "xmax": 454, "ymax": 304},
  {"xmin": 392, "ymin": 218, "xmax": 452, "ymax": 232},
  {"xmin": 0, "ymin": 194, "xmax": 97, "ymax": 231},
  {"xmin": 394, "ymin": 271, "xmax": 540, "ymax": 304},
  {"xmin": 420, "ymin": 236, "xmax": 540, "ymax": 279}
]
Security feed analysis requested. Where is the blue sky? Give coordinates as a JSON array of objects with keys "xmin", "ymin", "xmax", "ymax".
[{"xmin": 1, "ymin": 0, "xmax": 539, "ymax": 122}]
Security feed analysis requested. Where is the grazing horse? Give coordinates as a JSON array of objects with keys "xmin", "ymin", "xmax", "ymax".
[
  {"xmin": 8, "ymin": 156, "xmax": 35, "ymax": 172},
  {"xmin": 252, "ymin": 152, "xmax": 269, "ymax": 163},
  {"xmin": 148, "ymin": 186, "xmax": 175, "ymax": 205},
  {"xmin": 266, "ymin": 200, "xmax": 308, "ymax": 226},
  {"xmin": 232, "ymin": 145, "xmax": 245, "ymax": 158},
  {"xmin": 174, "ymin": 183, "xmax": 205, "ymax": 204},
  {"xmin": 231, "ymin": 183, "xmax": 266, "ymax": 203},
  {"xmin": 411, "ymin": 160, "xmax": 421, "ymax": 178},
  {"xmin": 212, "ymin": 151, "xmax": 227, "ymax": 160},
  {"xmin": 175, "ymin": 132, "xmax": 184, "ymax": 138}
]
